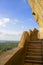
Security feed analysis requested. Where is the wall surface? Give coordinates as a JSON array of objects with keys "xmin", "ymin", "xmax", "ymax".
[{"xmin": 28, "ymin": 0, "xmax": 43, "ymax": 39}]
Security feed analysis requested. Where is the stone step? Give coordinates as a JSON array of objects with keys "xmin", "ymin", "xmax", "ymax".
[
  {"xmin": 26, "ymin": 52, "xmax": 41, "ymax": 56},
  {"xmin": 24, "ymin": 60, "xmax": 43, "ymax": 64},
  {"xmin": 25, "ymin": 56, "xmax": 42, "ymax": 61},
  {"xmin": 24, "ymin": 63, "xmax": 41, "ymax": 65},
  {"xmin": 27, "ymin": 43, "xmax": 41, "ymax": 45},
  {"xmin": 24, "ymin": 63, "xmax": 32, "ymax": 65},
  {"xmin": 26, "ymin": 47, "xmax": 41, "ymax": 49},
  {"xmin": 24, "ymin": 41, "xmax": 43, "ymax": 65},
  {"xmin": 26, "ymin": 48, "xmax": 41, "ymax": 51},
  {"xmin": 26, "ymin": 47, "xmax": 42, "ymax": 50},
  {"xmin": 26, "ymin": 45, "xmax": 41, "ymax": 48},
  {"xmin": 27, "ymin": 41, "xmax": 41, "ymax": 43},
  {"xmin": 25, "ymin": 56, "xmax": 42, "ymax": 58},
  {"xmin": 27, "ymin": 47, "xmax": 42, "ymax": 50},
  {"xmin": 26, "ymin": 43, "xmax": 41, "ymax": 47},
  {"xmin": 26, "ymin": 50, "xmax": 41, "ymax": 53}
]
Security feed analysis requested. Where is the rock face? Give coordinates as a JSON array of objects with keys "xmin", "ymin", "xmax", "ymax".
[
  {"xmin": 28, "ymin": 0, "xmax": 43, "ymax": 39},
  {"xmin": 18, "ymin": 28, "xmax": 39, "ymax": 48},
  {"xmin": 29, "ymin": 28, "xmax": 39, "ymax": 41},
  {"xmin": 18, "ymin": 31, "xmax": 30, "ymax": 47}
]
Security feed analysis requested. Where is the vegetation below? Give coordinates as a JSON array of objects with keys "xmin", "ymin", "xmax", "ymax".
[{"xmin": 0, "ymin": 41, "xmax": 19, "ymax": 56}]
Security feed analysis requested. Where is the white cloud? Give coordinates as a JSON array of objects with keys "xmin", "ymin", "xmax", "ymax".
[
  {"xmin": 0, "ymin": 18, "xmax": 10, "ymax": 27},
  {"xmin": 13, "ymin": 19, "xmax": 19, "ymax": 25},
  {"xmin": 0, "ymin": 30, "xmax": 22, "ymax": 35},
  {"xmin": 0, "ymin": 29, "xmax": 23, "ymax": 41}
]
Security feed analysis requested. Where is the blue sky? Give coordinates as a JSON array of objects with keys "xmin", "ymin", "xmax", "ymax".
[{"xmin": 0, "ymin": 0, "xmax": 39, "ymax": 41}]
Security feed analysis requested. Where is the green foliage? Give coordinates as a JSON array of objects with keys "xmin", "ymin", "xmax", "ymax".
[{"xmin": 0, "ymin": 41, "xmax": 19, "ymax": 55}]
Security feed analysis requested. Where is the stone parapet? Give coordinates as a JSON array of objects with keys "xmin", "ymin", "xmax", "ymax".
[
  {"xmin": 18, "ymin": 28, "xmax": 39, "ymax": 48},
  {"xmin": 18, "ymin": 31, "xmax": 30, "ymax": 48},
  {"xmin": 29, "ymin": 28, "xmax": 39, "ymax": 41}
]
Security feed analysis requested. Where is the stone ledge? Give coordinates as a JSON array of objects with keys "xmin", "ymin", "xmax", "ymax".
[{"xmin": 0, "ymin": 47, "xmax": 23, "ymax": 65}]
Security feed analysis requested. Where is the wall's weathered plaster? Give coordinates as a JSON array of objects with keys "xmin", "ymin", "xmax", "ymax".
[{"xmin": 28, "ymin": 0, "xmax": 43, "ymax": 39}]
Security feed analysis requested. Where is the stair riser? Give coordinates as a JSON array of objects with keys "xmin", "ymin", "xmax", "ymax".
[
  {"xmin": 26, "ymin": 49, "xmax": 41, "ymax": 51},
  {"xmin": 26, "ymin": 50, "xmax": 41, "ymax": 53},
  {"xmin": 26, "ymin": 46, "xmax": 41, "ymax": 49},
  {"xmin": 24, "ymin": 60, "xmax": 43, "ymax": 64},
  {"xmin": 24, "ymin": 63, "xmax": 42, "ymax": 65},
  {"xmin": 25, "ymin": 57, "xmax": 41, "ymax": 62},
  {"xmin": 26, "ymin": 53, "xmax": 41, "ymax": 56}
]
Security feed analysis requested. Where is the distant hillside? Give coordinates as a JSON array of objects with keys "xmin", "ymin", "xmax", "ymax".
[{"xmin": 0, "ymin": 41, "xmax": 19, "ymax": 56}]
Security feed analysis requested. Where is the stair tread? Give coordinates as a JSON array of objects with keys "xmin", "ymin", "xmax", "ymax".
[
  {"xmin": 24, "ymin": 63, "xmax": 41, "ymax": 65},
  {"xmin": 27, "ymin": 41, "xmax": 42, "ymax": 43},
  {"xmin": 25, "ymin": 56, "xmax": 42, "ymax": 58},
  {"xmin": 26, "ymin": 49, "xmax": 41, "ymax": 51},
  {"xmin": 25, "ymin": 56, "xmax": 42, "ymax": 61},
  {"xmin": 26, "ymin": 52, "xmax": 41, "ymax": 54},
  {"xmin": 26, "ymin": 54, "xmax": 41, "ymax": 56},
  {"xmin": 27, "ymin": 44, "xmax": 41, "ymax": 46},
  {"xmin": 24, "ymin": 60, "xmax": 43, "ymax": 63},
  {"xmin": 26, "ymin": 51, "xmax": 41, "ymax": 53},
  {"xmin": 26, "ymin": 46, "xmax": 41, "ymax": 49},
  {"xmin": 26, "ymin": 51, "xmax": 42, "ymax": 53},
  {"xmin": 28, "ymin": 48, "xmax": 41, "ymax": 50}
]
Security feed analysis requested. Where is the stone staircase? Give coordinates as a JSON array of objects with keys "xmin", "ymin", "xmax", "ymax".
[
  {"xmin": 24, "ymin": 41, "xmax": 43, "ymax": 65},
  {"xmin": 0, "ymin": 29, "xmax": 43, "ymax": 65}
]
